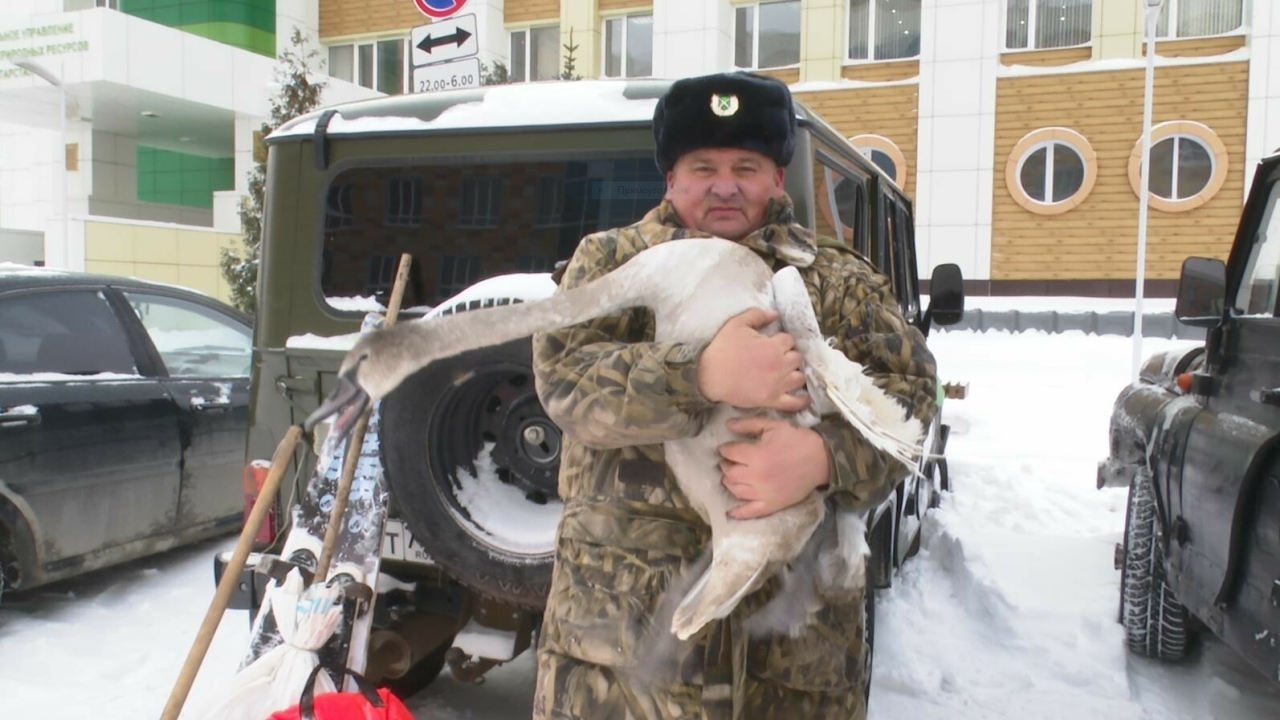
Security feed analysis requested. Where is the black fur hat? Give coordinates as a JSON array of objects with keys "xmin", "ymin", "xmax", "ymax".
[{"xmin": 652, "ymin": 72, "xmax": 797, "ymax": 173}]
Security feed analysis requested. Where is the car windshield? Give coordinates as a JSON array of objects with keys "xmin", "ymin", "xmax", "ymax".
[{"xmin": 320, "ymin": 155, "xmax": 666, "ymax": 313}]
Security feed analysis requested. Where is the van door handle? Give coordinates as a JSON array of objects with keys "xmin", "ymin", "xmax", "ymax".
[
  {"xmin": 1251, "ymin": 387, "xmax": 1280, "ymax": 407},
  {"xmin": 0, "ymin": 411, "xmax": 40, "ymax": 428}
]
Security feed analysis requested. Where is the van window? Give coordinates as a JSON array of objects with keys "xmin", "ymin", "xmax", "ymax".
[
  {"xmin": 812, "ymin": 147, "xmax": 870, "ymax": 255},
  {"xmin": 320, "ymin": 156, "xmax": 666, "ymax": 311},
  {"xmin": 880, "ymin": 194, "xmax": 921, "ymax": 321}
]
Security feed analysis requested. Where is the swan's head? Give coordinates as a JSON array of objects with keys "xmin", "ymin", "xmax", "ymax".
[{"xmin": 303, "ymin": 328, "xmax": 422, "ymax": 440}]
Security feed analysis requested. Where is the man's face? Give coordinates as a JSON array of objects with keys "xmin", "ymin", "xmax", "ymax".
[{"xmin": 664, "ymin": 148, "xmax": 786, "ymax": 240}]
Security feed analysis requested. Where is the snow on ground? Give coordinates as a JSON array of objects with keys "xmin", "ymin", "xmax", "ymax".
[{"xmin": 3, "ymin": 329, "xmax": 1280, "ymax": 720}]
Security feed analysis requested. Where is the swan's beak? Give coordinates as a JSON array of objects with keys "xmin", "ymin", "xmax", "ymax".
[{"xmin": 304, "ymin": 362, "xmax": 370, "ymax": 442}]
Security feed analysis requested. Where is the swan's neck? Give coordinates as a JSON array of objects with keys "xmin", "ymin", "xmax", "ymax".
[{"xmin": 396, "ymin": 255, "xmax": 657, "ymax": 370}]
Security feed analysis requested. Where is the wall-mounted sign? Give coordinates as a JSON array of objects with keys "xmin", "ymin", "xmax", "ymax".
[
  {"xmin": 413, "ymin": 56, "xmax": 481, "ymax": 94},
  {"xmin": 410, "ymin": 14, "xmax": 477, "ymax": 67},
  {"xmin": 0, "ymin": 21, "xmax": 88, "ymax": 79}
]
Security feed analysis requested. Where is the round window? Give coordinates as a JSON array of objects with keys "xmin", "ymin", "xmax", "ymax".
[
  {"xmin": 1148, "ymin": 135, "xmax": 1213, "ymax": 201},
  {"xmin": 1127, "ymin": 121, "xmax": 1229, "ymax": 213},
  {"xmin": 867, "ymin": 149, "xmax": 898, "ymax": 183},
  {"xmin": 1018, "ymin": 142, "xmax": 1086, "ymax": 204},
  {"xmin": 849, "ymin": 134, "xmax": 908, "ymax": 187},
  {"xmin": 1005, "ymin": 128, "xmax": 1097, "ymax": 216}
]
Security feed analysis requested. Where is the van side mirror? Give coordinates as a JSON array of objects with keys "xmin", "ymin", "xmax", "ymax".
[
  {"xmin": 923, "ymin": 263, "xmax": 964, "ymax": 335},
  {"xmin": 1175, "ymin": 256, "xmax": 1226, "ymax": 328}
]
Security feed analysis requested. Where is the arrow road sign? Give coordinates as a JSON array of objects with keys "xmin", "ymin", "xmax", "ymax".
[
  {"xmin": 411, "ymin": 14, "xmax": 478, "ymax": 67},
  {"xmin": 413, "ymin": 56, "xmax": 481, "ymax": 93}
]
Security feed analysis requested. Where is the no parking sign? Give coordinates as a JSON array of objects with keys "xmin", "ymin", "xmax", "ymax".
[{"xmin": 414, "ymin": 0, "xmax": 468, "ymax": 19}]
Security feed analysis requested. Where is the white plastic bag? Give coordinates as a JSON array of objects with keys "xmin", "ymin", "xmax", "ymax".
[{"xmin": 196, "ymin": 569, "xmax": 343, "ymax": 720}]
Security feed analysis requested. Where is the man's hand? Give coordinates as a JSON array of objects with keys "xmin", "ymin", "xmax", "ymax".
[
  {"xmin": 697, "ymin": 308, "xmax": 810, "ymax": 413},
  {"xmin": 719, "ymin": 415, "xmax": 831, "ymax": 520}
]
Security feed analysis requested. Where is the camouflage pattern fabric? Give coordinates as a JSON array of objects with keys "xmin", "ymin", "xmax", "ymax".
[{"xmin": 531, "ymin": 196, "xmax": 937, "ymax": 720}]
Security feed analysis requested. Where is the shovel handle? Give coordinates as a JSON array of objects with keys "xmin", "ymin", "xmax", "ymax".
[
  {"xmin": 313, "ymin": 253, "xmax": 413, "ymax": 584},
  {"xmin": 159, "ymin": 424, "xmax": 304, "ymax": 720}
]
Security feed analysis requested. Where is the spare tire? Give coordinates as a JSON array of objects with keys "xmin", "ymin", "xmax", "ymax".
[{"xmin": 381, "ymin": 336, "xmax": 561, "ymax": 610}]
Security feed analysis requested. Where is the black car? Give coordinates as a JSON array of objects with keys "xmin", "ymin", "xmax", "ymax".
[
  {"xmin": 0, "ymin": 265, "xmax": 252, "ymax": 596},
  {"xmin": 1098, "ymin": 153, "xmax": 1280, "ymax": 683}
]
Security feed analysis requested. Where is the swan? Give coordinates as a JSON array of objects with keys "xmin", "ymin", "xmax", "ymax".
[{"xmin": 305, "ymin": 237, "xmax": 924, "ymax": 642}]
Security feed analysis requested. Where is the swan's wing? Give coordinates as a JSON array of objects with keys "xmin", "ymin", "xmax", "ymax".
[{"xmin": 770, "ymin": 266, "xmax": 924, "ymax": 472}]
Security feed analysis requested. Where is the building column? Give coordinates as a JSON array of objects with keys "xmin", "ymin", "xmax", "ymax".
[
  {"xmin": 275, "ymin": 0, "xmax": 322, "ymax": 64},
  {"xmin": 915, "ymin": 0, "xmax": 999, "ymax": 281},
  {"xmin": 561, "ymin": 0, "xmax": 599, "ymax": 78},
  {"xmin": 653, "ymin": 0, "xmax": 733, "ymax": 78},
  {"xmin": 800, "ymin": 0, "xmax": 844, "ymax": 83},
  {"xmin": 468, "ymin": 0, "xmax": 508, "ymax": 73},
  {"xmin": 1096, "ymin": 0, "xmax": 1143, "ymax": 60},
  {"xmin": 1246, "ymin": 0, "xmax": 1279, "ymax": 195}
]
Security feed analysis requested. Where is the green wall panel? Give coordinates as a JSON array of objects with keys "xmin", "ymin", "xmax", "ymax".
[
  {"xmin": 121, "ymin": 0, "xmax": 276, "ymax": 57},
  {"xmin": 137, "ymin": 146, "xmax": 234, "ymax": 210}
]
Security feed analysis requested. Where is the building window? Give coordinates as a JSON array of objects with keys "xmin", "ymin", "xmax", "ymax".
[
  {"xmin": 459, "ymin": 177, "xmax": 502, "ymax": 227},
  {"xmin": 1005, "ymin": 0, "xmax": 1093, "ymax": 51},
  {"xmin": 1127, "ymin": 121, "xmax": 1229, "ymax": 213},
  {"xmin": 366, "ymin": 254, "xmax": 399, "ymax": 297},
  {"xmin": 850, "ymin": 134, "xmax": 908, "ymax": 187},
  {"xmin": 438, "ymin": 256, "xmax": 481, "ymax": 300},
  {"xmin": 735, "ymin": 1, "xmax": 801, "ymax": 70},
  {"xmin": 95, "ymin": 0, "xmax": 119, "ymax": 9},
  {"xmin": 604, "ymin": 13, "xmax": 654, "ymax": 78},
  {"xmin": 510, "ymin": 26, "xmax": 561, "ymax": 82},
  {"xmin": 535, "ymin": 176, "xmax": 564, "ymax": 227},
  {"xmin": 328, "ymin": 39, "xmax": 407, "ymax": 95},
  {"xmin": 1157, "ymin": 0, "xmax": 1244, "ymax": 39},
  {"xmin": 386, "ymin": 177, "xmax": 423, "ymax": 227},
  {"xmin": 518, "ymin": 255, "xmax": 558, "ymax": 273},
  {"xmin": 848, "ymin": 0, "xmax": 921, "ymax": 62},
  {"xmin": 325, "ymin": 184, "xmax": 355, "ymax": 230},
  {"xmin": 1006, "ymin": 128, "xmax": 1097, "ymax": 215}
]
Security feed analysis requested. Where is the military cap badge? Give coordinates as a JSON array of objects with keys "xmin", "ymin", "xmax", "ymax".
[{"xmin": 710, "ymin": 93, "xmax": 739, "ymax": 117}]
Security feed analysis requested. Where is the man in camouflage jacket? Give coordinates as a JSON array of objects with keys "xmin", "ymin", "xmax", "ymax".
[{"xmin": 531, "ymin": 72, "xmax": 937, "ymax": 720}]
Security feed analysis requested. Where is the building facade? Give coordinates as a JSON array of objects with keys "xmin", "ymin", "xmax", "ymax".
[
  {"xmin": 1, "ymin": 0, "xmax": 1276, "ymax": 297},
  {"xmin": 0, "ymin": 0, "xmax": 376, "ymax": 300}
]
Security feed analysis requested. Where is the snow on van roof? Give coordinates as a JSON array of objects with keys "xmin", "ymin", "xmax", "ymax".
[{"xmin": 271, "ymin": 81, "xmax": 661, "ymax": 139}]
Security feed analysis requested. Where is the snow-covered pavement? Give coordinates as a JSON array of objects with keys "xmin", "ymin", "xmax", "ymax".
[{"xmin": 3, "ymin": 329, "xmax": 1280, "ymax": 719}]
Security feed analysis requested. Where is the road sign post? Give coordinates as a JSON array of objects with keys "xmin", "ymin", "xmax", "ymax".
[
  {"xmin": 411, "ymin": 14, "xmax": 478, "ymax": 66},
  {"xmin": 414, "ymin": 0, "xmax": 469, "ymax": 19},
  {"xmin": 412, "ymin": 56, "xmax": 481, "ymax": 93},
  {"xmin": 410, "ymin": 12, "xmax": 481, "ymax": 93}
]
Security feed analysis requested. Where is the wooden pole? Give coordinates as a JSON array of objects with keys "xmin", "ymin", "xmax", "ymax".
[
  {"xmin": 159, "ymin": 424, "xmax": 304, "ymax": 720},
  {"xmin": 313, "ymin": 253, "xmax": 413, "ymax": 583}
]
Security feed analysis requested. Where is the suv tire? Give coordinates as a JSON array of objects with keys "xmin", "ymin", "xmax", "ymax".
[
  {"xmin": 381, "ymin": 337, "xmax": 558, "ymax": 610},
  {"xmin": 1120, "ymin": 470, "xmax": 1190, "ymax": 661}
]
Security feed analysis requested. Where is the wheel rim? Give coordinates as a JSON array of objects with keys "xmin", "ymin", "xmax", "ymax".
[{"xmin": 426, "ymin": 362, "xmax": 563, "ymax": 559}]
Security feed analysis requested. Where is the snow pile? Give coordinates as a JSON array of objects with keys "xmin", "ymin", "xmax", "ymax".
[
  {"xmin": 868, "ymin": 330, "xmax": 1199, "ymax": 719},
  {"xmin": 0, "ymin": 371, "xmax": 140, "ymax": 383},
  {"xmin": 448, "ymin": 441, "xmax": 562, "ymax": 556},
  {"xmin": 326, "ymin": 295, "xmax": 385, "ymax": 313},
  {"xmin": 273, "ymin": 81, "xmax": 658, "ymax": 139},
  {"xmin": 7, "ymin": 330, "xmax": 1280, "ymax": 720}
]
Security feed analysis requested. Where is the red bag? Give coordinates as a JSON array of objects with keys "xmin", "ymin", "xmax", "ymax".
[{"xmin": 267, "ymin": 665, "xmax": 413, "ymax": 720}]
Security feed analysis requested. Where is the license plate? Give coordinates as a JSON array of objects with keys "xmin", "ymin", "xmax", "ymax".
[{"xmin": 381, "ymin": 518, "xmax": 435, "ymax": 566}]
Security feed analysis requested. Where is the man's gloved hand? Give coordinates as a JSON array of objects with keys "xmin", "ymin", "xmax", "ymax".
[{"xmin": 696, "ymin": 307, "xmax": 811, "ymax": 413}]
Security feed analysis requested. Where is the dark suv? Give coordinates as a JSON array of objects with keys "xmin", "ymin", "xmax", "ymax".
[{"xmin": 1098, "ymin": 153, "xmax": 1280, "ymax": 683}]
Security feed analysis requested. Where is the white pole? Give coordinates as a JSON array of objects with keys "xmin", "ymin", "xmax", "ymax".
[
  {"xmin": 1132, "ymin": 2, "xmax": 1161, "ymax": 382},
  {"xmin": 60, "ymin": 82, "xmax": 69, "ymax": 269}
]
